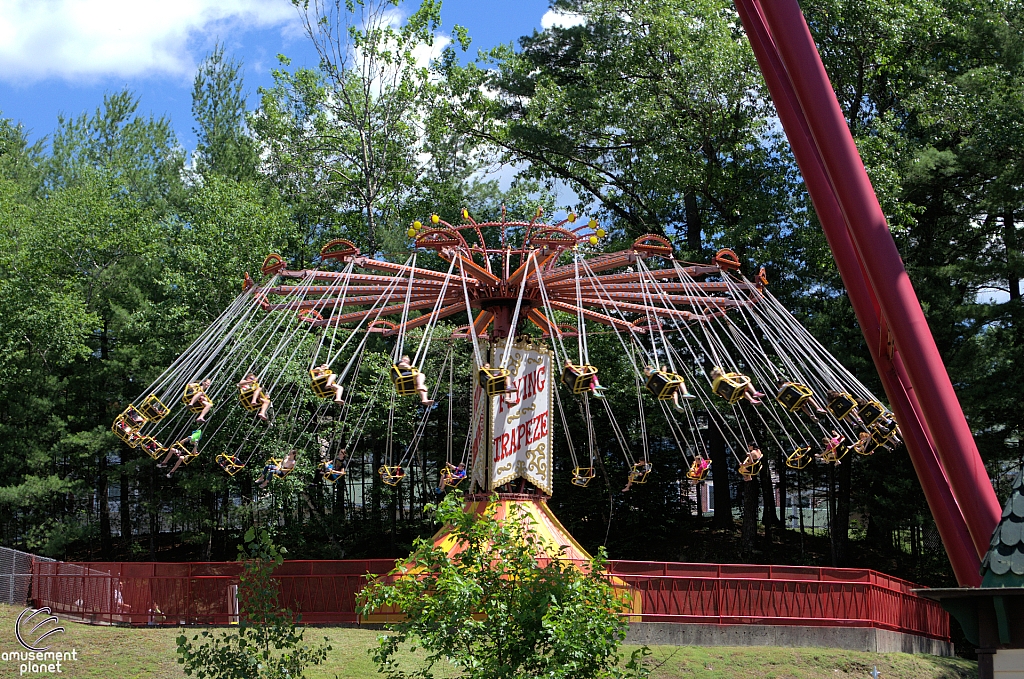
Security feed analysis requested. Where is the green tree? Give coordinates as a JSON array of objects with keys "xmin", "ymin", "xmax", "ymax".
[
  {"xmin": 358, "ymin": 492, "xmax": 633, "ymax": 679},
  {"xmin": 441, "ymin": 0, "xmax": 795, "ymax": 262},
  {"xmin": 254, "ymin": 0, "xmax": 466, "ymax": 256},
  {"xmin": 192, "ymin": 44, "xmax": 258, "ymax": 181},
  {"xmin": 176, "ymin": 527, "xmax": 331, "ymax": 678}
]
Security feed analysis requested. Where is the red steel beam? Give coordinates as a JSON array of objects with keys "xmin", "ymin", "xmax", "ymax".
[
  {"xmin": 734, "ymin": 0, "xmax": 982, "ymax": 581},
  {"xmin": 753, "ymin": 0, "xmax": 1000, "ymax": 557},
  {"xmin": 387, "ymin": 301, "xmax": 469, "ymax": 335}
]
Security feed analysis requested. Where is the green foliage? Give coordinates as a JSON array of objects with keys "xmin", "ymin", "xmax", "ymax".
[
  {"xmin": 357, "ymin": 492, "xmax": 634, "ymax": 679},
  {"xmin": 192, "ymin": 43, "xmax": 258, "ymax": 181},
  {"xmin": 175, "ymin": 527, "xmax": 331, "ymax": 678}
]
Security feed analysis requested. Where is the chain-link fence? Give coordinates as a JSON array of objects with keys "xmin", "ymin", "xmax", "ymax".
[{"xmin": 0, "ymin": 546, "xmax": 55, "ymax": 606}]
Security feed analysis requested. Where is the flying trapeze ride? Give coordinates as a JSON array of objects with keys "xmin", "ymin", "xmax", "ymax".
[{"xmin": 110, "ymin": 208, "xmax": 901, "ymax": 497}]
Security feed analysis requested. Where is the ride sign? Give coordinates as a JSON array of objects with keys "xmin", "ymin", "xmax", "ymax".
[{"xmin": 478, "ymin": 341, "xmax": 553, "ymax": 495}]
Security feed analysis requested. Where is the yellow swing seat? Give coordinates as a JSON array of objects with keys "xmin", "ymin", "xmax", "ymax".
[
  {"xmin": 182, "ymin": 382, "xmax": 204, "ymax": 404},
  {"xmin": 854, "ymin": 438, "xmax": 879, "ymax": 456},
  {"xmin": 571, "ymin": 467, "xmax": 595, "ymax": 487},
  {"xmin": 872, "ymin": 415, "xmax": 899, "ymax": 437},
  {"xmin": 309, "ymin": 369, "xmax": 337, "ymax": 399},
  {"xmin": 172, "ymin": 440, "xmax": 200, "ymax": 465},
  {"xmin": 562, "ymin": 364, "xmax": 599, "ymax": 395},
  {"xmin": 628, "ymin": 462, "xmax": 652, "ymax": 484},
  {"xmin": 111, "ymin": 415, "xmax": 142, "ymax": 447},
  {"xmin": 712, "ymin": 372, "xmax": 751, "ymax": 404},
  {"xmin": 775, "ymin": 382, "xmax": 814, "ymax": 412},
  {"xmin": 139, "ymin": 394, "xmax": 170, "ymax": 422},
  {"xmin": 478, "ymin": 367, "xmax": 513, "ymax": 396},
  {"xmin": 265, "ymin": 458, "xmax": 295, "ymax": 480},
  {"xmin": 379, "ymin": 465, "xmax": 406, "ymax": 486},
  {"xmin": 738, "ymin": 460, "xmax": 762, "ymax": 477},
  {"xmin": 319, "ymin": 461, "xmax": 345, "ymax": 484},
  {"xmin": 870, "ymin": 425, "xmax": 897, "ymax": 448},
  {"xmin": 686, "ymin": 460, "xmax": 710, "ymax": 482},
  {"xmin": 440, "ymin": 463, "xmax": 467, "ymax": 488},
  {"xmin": 216, "ymin": 453, "xmax": 246, "ymax": 476},
  {"xmin": 785, "ymin": 446, "xmax": 812, "ymax": 470},
  {"xmin": 390, "ymin": 365, "xmax": 421, "ymax": 397},
  {"xmin": 856, "ymin": 400, "xmax": 885, "ymax": 426},
  {"xmin": 122, "ymin": 404, "xmax": 148, "ymax": 428},
  {"xmin": 827, "ymin": 392, "xmax": 858, "ymax": 420},
  {"xmin": 138, "ymin": 436, "xmax": 164, "ymax": 460},
  {"xmin": 645, "ymin": 371, "xmax": 683, "ymax": 400},
  {"xmin": 238, "ymin": 382, "xmax": 265, "ymax": 412}
]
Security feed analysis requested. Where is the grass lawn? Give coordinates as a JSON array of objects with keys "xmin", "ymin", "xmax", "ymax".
[{"xmin": 0, "ymin": 604, "xmax": 976, "ymax": 679}]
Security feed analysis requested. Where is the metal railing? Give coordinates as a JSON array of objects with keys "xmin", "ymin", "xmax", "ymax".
[
  {"xmin": 31, "ymin": 558, "xmax": 950, "ymax": 640},
  {"xmin": 0, "ymin": 546, "xmax": 54, "ymax": 606}
]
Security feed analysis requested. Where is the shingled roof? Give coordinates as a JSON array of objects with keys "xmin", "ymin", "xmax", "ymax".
[{"xmin": 981, "ymin": 469, "xmax": 1024, "ymax": 588}]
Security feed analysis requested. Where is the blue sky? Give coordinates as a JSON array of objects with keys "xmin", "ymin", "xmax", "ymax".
[{"xmin": 0, "ymin": 0, "xmax": 563, "ymax": 151}]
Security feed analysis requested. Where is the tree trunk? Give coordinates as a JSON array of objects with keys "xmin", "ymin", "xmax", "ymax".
[
  {"xmin": 98, "ymin": 453, "xmax": 112, "ymax": 558},
  {"xmin": 1007, "ymin": 210, "xmax": 1019, "ymax": 302},
  {"xmin": 831, "ymin": 457, "xmax": 852, "ymax": 567},
  {"xmin": 708, "ymin": 426, "xmax": 733, "ymax": 529},
  {"xmin": 120, "ymin": 461, "xmax": 132, "ymax": 551},
  {"xmin": 684, "ymin": 191, "xmax": 703, "ymax": 254},
  {"xmin": 148, "ymin": 467, "xmax": 157, "ymax": 559},
  {"xmin": 759, "ymin": 458, "xmax": 779, "ymax": 541},
  {"xmin": 778, "ymin": 453, "xmax": 788, "ymax": 529},
  {"xmin": 741, "ymin": 476, "xmax": 760, "ymax": 556}
]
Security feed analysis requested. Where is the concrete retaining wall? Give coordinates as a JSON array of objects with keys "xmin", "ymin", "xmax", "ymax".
[{"xmin": 625, "ymin": 622, "xmax": 953, "ymax": 656}]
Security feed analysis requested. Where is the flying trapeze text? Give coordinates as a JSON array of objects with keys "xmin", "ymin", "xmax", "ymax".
[{"xmin": 493, "ymin": 411, "xmax": 549, "ymax": 463}]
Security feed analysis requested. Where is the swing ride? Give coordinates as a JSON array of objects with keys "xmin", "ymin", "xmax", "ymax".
[{"xmin": 111, "ymin": 209, "xmax": 900, "ymax": 507}]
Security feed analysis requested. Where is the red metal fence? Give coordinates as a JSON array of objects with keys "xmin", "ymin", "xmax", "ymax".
[{"xmin": 30, "ymin": 559, "xmax": 949, "ymax": 641}]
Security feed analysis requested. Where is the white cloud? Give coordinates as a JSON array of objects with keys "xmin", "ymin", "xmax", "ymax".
[
  {"xmin": 540, "ymin": 9, "xmax": 586, "ymax": 30},
  {"xmin": 0, "ymin": 0, "xmax": 298, "ymax": 82}
]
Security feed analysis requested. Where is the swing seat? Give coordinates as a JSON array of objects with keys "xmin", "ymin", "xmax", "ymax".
[
  {"xmin": 390, "ymin": 365, "xmax": 421, "ymax": 397},
  {"xmin": 310, "ymin": 369, "xmax": 337, "ymax": 399},
  {"xmin": 712, "ymin": 372, "xmax": 751, "ymax": 404},
  {"xmin": 111, "ymin": 415, "xmax": 142, "ymax": 446},
  {"xmin": 685, "ymin": 460, "xmax": 710, "ymax": 482},
  {"xmin": 785, "ymin": 447, "xmax": 812, "ymax": 470},
  {"xmin": 854, "ymin": 439, "xmax": 878, "ymax": 456},
  {"xmin": 478, "ymin": 367, "xmax": 513, "ymax": 396},
  {"xmin": 379, "ymin": 465, "xmax": 406, "ymax": 486},
  {"xmin": 122, "ymin": 405, "xmax": 147, "ymax": 427},
  {"xmin": 562, "ymin": 364, "xmax": 599, "ymax": 395},
  {"xmin": 139, "ymin": 394, "xmax": 170, "ymax": 422},
  {"xmin": 182, "ymin": 383, "xmax": 212, "ymax": 413},
  {"xmin": 738, "ymin": 460, "xmax": 762, "ymax": 477},
  {"xmin": 172, "ymin": 440, "xmax": 199, "ymax": 465},
  {"xmin": 138, "ymin": 436, "xmax": 164, "ymax": 460},
  {"xmin": 827, "ymin": 392, "xmax": 858, "ymax": 420},
  {"xmin": 238, "ymin": 382, "xmax": 265, "ymax": 411},
  {"xmin": 628, "ymin": 462, "xmax": 652, "ymax": 484},
  {"xmin": 775, "ymin": 382, "xmax": 813, "ymax": 412},
  {"xmin": 872, "ymin": 416, "xmax": 898, "ymax": 437},
  {"xmin": 265, "ymin": 458, "xmax": 295, "ymax": 479},
  {"xmin": 440, "ymin": 463, "xmax": 467, "ymax": 488},
  {"xmin": 856, "ymin": 400, "xmax": 885, "ymax": 426},
  {"xmin": 870, "ymin": 426, "xmax": 896, "ymax": 447},
  {"xmin": 319, "ymin": 462, "xmax": 345, "ymax": 484},
  {"xmin": 571, "ymin": 467, "xmax": 595, "ymax": 487},
  {"xmin": 216, "ymin": 453, "xmax": 245, "ymax": 476},
  {"xmin": 645, "ymin": 371, "xmax": 683, "ymax": 400}
]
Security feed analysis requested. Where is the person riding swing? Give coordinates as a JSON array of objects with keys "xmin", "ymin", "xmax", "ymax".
[
  {"xmin": 395, "ymin": 355, "xmax": 434, "ymax": 406},
  {"xmin": 238, "ymin": 373, "xmax": 272, "ymax": 421},
  {"xmin": 310, "ymin": 363, "xmax": 344, "ymax": 403},
  {"xmin": 643, "ymin": 365, "xmax": 696, "ymax": 411},
  {"xmin": 189, "ymin": 378, "xmax": 214, "ymax": 422}
]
